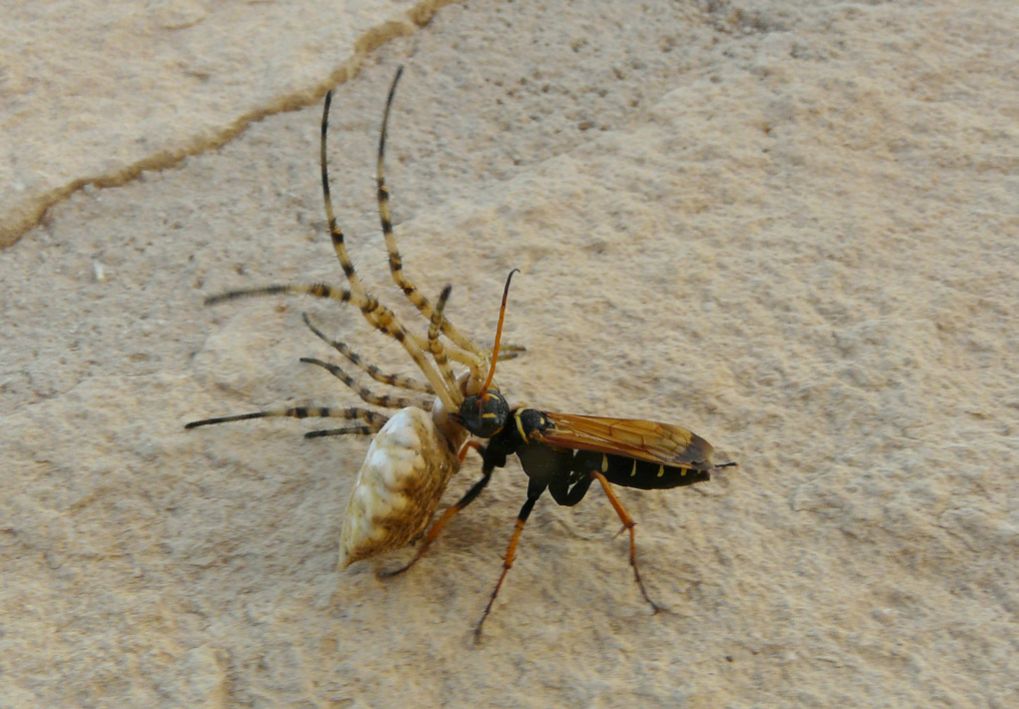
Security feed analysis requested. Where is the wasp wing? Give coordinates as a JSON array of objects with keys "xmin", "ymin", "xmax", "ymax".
[{"xmin": 531, "ymin": 412, "xmax": 715, "ymax": 470}]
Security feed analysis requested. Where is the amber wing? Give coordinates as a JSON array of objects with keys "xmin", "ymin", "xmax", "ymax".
[{"xmin": 531, "ymin": 412, "xmax": 715, "ymax": 469}]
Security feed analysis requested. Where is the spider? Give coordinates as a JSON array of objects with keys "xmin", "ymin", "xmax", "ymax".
[{"xmin": 186, "ymin": 66, "xmax": 518, "ymax": 567}]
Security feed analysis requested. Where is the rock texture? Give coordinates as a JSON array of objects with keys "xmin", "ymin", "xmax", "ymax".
[
  {"xmin": 2, "ymin": 0, "xmax": 1015, "ymax": 705},
  {"xmin": 0, "ymin": 0, "xmax": 456, "ymax": 247}
]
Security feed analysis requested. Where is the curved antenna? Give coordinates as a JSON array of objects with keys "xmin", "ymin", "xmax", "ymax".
[{"xmin": 479, "ymin": 269, "xmax": 520, "ymax": 399}]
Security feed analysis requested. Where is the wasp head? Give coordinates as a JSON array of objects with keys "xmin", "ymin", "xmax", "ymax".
[{"xmin": 455, "ymin": 391, "xmax": 510, "ymax": 438}]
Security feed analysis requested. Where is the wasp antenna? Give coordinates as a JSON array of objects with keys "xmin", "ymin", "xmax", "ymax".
[{"xmin": 479, "ymin": 268, "xmax": 520, "ymax": 398}]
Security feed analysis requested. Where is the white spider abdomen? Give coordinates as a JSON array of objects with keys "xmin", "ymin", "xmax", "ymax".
[{"xmin": 338, "ymin": 407, "xmax": 461, "ymax": 568}]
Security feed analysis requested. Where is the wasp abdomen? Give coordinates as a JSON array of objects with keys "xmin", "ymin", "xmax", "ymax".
[{"xmin": 572, "ymin": 450, "xmax": 711, "ymax": 490}]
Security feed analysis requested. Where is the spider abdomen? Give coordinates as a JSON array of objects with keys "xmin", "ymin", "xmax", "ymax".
[{"xmin": 338, "ymin": 407, "xmax": 460, "ymax": 567}]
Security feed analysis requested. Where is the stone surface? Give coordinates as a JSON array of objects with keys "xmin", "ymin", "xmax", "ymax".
[
  {"xmin": 0, "ymin": 0, "xmax": 455, "ymax": 246},
  {"xmin": 2, "ymin": 0, "xmax": 1016, "ymax": 705}
]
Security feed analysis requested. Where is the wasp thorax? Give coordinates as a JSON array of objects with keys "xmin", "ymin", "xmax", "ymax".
[
  {"xmin": 516, "ymin": 408, "xmax": 551, "ymax": 437},
  {"xmin": 457, "ymin": 391, "xmax": 510, "ymax": 438}
]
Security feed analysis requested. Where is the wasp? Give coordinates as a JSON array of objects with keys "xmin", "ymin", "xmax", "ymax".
[{"xmin": 381, "ymin": 271, "xmax": 737, "ymax": 642}]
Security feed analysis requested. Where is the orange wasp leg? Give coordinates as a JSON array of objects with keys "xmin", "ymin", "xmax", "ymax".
[
  {"xmin": 591, "ymin": 470, "xmax": 663, "ymax": 614},
  {"xmin": 474, "ymin": 493, "xmax": 540, "ymax": 643},
  {"xmin": 378, "ymin": 441, "xmax": 491, "ymax": 578}
]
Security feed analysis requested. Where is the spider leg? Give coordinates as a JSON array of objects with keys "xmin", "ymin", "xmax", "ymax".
[
  {"xmin": 375, "ymin": 67, "xmax": 487, "ymax": 367},
  {"xmin": 204, "ymin": 283, "xmax": 457, "ymax": 411},
  {"xmin": 185, "ymin": 405, "xmax": 388, "ymax": 431},
  {"xmin": 305, "ymin": 424, "xmax": 380, "ymax": 439},
  {"xmin": 299, "ymin": 356, "xmax": 429, "ymax": 410},
  {"xmin": 319, "ymin": 89, "xmax": 466, "ymax": 408},
  {"xmin": 301, "ymin": 313, "xmax": 434, "ymax": 394},
  {"xmin": 495, "ymin": 344, "xmax": 526, "ymax": 362},
  {"xmin": 426, "ymin": 284, "xmax": 460, "ymax": 401},
  {"xmin": 321, "ymin": 91, "xmax": 368, "ymax": 298}
]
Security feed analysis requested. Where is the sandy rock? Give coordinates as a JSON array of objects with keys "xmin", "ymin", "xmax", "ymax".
[{"xmin": 2, "ymin": 0, "xmax": 1015, "ymax": 705}]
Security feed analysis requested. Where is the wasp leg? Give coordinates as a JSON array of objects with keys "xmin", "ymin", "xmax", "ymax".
[
  {"xmin": 548, "ymin": 469, "xmax": 594, "ymax": 506},
  {"xmin": 474, "ymin": 484, "xmax": 544, "ymax": 643},
  {"xmin": 590, "ymin": 471, "xmax": 663, "ymax": 614},
  {"xmin": 378, "ymin": 463, "xmax": 495, "ymax": 579},
  {"xmin": 299, "ymin": 357, "xmax": 429, "ymax": 410}
]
